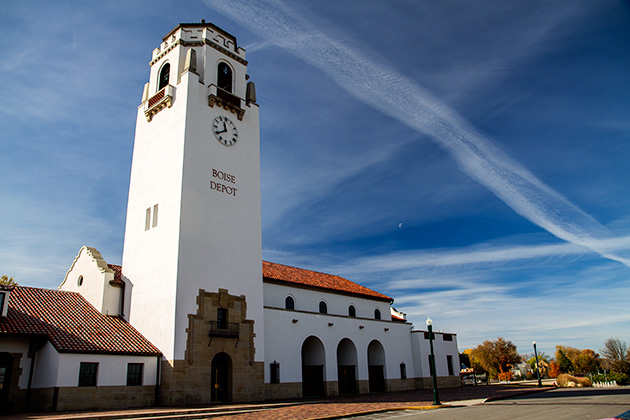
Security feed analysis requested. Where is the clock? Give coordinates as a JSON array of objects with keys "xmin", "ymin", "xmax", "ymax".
[{"xmin": 212, "ymin": 116, "xmax": 238, "ymax": 146}]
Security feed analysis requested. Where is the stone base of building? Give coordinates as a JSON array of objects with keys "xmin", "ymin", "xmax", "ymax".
[
  {"xmin": 263, "ymin": 377, "xmax": 432, "ymax": 401},
  {"xmin": 158, "ymin": 288, "xmax": 265, "ymax": 405},
  {"xmin": 9, "ymin": 385, "xmax": 156, "ymax": 412},
  {"xmin": 386, "ymin": 378, "xmax": 417, "ymax": 392},
  {"xmin": 264, "ymin": 381, "xmax": 302, "ymax": 400},
  {"xmin": 9, "ymin": 376, "xmax": 459, "ymax": 413}
]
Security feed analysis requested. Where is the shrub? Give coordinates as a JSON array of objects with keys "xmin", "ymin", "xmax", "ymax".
[
  {"xmin": 557, "ymin": 373, "xmax": 592, "ymax": 387},
  {"xmin": 591, "ymin": 373, "xmax": 629, "ymax": 385},
  {"xmin": 498, "ymin": 371, "xmax": 513, "ymax": 382}
]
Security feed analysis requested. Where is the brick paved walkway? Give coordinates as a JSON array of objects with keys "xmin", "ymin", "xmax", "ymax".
[
  {"xmin": 213, "ymin": 385, "xmax": 552, "ymax": 420},
  {"xmin": 5, "ymin": 385, "xmax": 553, "ymax": 420}
]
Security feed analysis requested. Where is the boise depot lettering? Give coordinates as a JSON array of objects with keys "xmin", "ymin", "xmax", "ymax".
[{"xmin": 211, "ymin": 168, "xmax": 238, "ymax": 197}]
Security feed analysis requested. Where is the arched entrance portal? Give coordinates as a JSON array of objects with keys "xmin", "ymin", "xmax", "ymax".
[
  {"xmin": 301, "ymin": 336, "xmax": 326, "ymax": 397},
  {"xmin": 337, "ymin": 338, "xmax": 358, "ymax": 394},
  {"xmin": 211, "ymin": 352, "xmax": 232, "ymax": 403},
  {"xmin": 368, "ymin": 340, "xmax": 386, "ymax": 392}
]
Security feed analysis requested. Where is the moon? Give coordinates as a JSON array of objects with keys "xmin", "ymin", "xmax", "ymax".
[{"xmin": 398, "ymin": 223, "xmax": 403, "ymax": 228}]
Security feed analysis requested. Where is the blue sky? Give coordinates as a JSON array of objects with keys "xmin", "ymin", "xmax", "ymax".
[{"xmin": 1, "ymin": 0, "xmax": 629, "ymax": 356}]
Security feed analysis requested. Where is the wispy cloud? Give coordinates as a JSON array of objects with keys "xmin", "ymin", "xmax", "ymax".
[
  {"xmin": 333, "ymin": 236, "xmax": 630, "ymax": 277},
  {"xmin": 364, "ymin": 256, "xmax": 630, "ymax": 353},
  {"xmin": 243, "ymin": 39, "xmax": 274, "ymax": 53},
  {"xmin": 206, "ymin": 0, "xmax": 630, "ymax": 268}
]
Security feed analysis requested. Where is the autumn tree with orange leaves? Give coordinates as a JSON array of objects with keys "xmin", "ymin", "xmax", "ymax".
[{"xmin": 470, "ymin": 337, "xmax": 521, "ymax": 380}]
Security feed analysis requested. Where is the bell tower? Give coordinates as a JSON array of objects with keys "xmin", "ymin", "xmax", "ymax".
[{"xmin": 121, "ymin": 22, "xmax": 264, "ymax": 402}]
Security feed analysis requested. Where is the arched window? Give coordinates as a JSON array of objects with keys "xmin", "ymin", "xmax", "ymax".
[
  {"xmin": 348, "ymin": 305, "xmax": 356, "ymax": 317},
  {"xmin": 285, "ymin": 296, "xmax": 295, "ymax": 310},
  {"xmin": 374, "ymin": 308, "xmax": 381, "ymax": 320},
  {"xmin": 158, "ymin": 63, "xmax": 170, "ymax": 91},
  {"xmin": 319, "ymin": 301, "xmax": 328, "ymax": 314},
  {"xmin": 217, "ymin": 62, "xmax": 232, "ymax": 93}
]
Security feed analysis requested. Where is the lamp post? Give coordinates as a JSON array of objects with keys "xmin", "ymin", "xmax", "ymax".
[
  {"xmin": 426, "ymin": 317, "xmax": 441, "ymax": 406},
  {"xmin": 533, "ymin": 340, "xmax": 542, "ymax": 387}
]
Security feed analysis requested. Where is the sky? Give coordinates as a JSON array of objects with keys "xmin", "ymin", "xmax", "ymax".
[{"xmin": 1, "ymin": 0, "xmax": 629, "ymax": 357}]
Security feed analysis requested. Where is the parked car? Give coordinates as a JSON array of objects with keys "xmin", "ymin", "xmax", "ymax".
[{"xmin": 598, "ymin": 409, "xmax": 630, "ymax": 420}]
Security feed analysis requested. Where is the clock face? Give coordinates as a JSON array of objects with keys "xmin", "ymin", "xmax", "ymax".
[{"xmin": 212, "ymin": 116, "xmax": 238, "ymax": 146}]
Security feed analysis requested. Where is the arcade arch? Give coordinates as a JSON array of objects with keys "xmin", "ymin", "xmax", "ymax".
[
  {"xmin": 368, "ymin": 340, "xmax": 386, "ymax": 392},
  {"xmin": 337, "ymin": 338, "xmax": 358, "ymax": 394},
  {"xmin": 301, "ymin": 336, "xmax": 326, "ymax": 397}
]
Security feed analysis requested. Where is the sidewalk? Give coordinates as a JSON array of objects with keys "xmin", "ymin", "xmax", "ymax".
[
  {"xmin": 3, "ymin": 384, "xmax": 554, "ymax": 420},
  {"xmin": 213, "ymin": 385, "xmax": 554, "ymax": 420}
]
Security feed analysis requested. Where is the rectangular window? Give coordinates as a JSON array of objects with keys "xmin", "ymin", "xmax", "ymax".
[
  {"xmin": 0, "ymin": 366, "xmax": 7, "ymax": 389},
  {"xmin": 217, "ymin": 308, "xmax": 228, "ymax": 329},
  {"xmin": 447, "ymin": 355, "xmax": 454, "ymax": 376},
  {"xmin": 428, "ymin": 355, "xmax": 435, "ymax": 377},
  {"xmin": 145, "ymin": 208, "xmax": 151, "ymax": 231},
  {"xmin": 127, "ymin": 363, "xmax": 144, "ymax": 386},
  {"xmin": 400, "ymin": 363, "xmax": 407, "ymax": 379},
  {"xmin": 78, "ymin": 362, "xmax": 98, "ymax": 387},
  {"xmin": 0, "ymin": 292, "xmax": 5, "ymax": 316},
  {"xmin": 270, "ymin": 361, "xmax": 280, "ymax": 384},
  {"xmin": 424, "ymin": 331, "xmax": 435, "ymax": 340},
  {"xmin": 152, "ymin": 204, "xmax": 159, "ymax": 228},
  {"xmin": 443, "ymin": 334, "xmax": 453, "ymax": 341}
]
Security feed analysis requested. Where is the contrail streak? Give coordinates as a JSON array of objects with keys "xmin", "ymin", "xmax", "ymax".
[{"xmin": 206, "ymin": 0, "xmax": 630, "ymax": 267}]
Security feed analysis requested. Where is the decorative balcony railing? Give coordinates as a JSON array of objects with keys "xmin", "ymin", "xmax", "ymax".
[
  {"xmin": 143, "ymin": 85, "xmax": 174, "ymax": 121},
  {"xmin": 208, "ymin": 85, "xmax": 245, "ymax": 120},
  {"xmin": 208, "ymin": 321, "xmax": 240, "ymax": 338}
]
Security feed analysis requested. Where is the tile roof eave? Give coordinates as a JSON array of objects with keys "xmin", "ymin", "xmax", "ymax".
[
  {"xmin": 55, "ymin": 348, "xmax": 162, "ymax": 357},
  {"xmin": 6, "ymin": 287, "xmax": 162, "ymax": 356},
  {"xmin": 0, "ymin": 332, "xmax": 49, "ymax": 342},
  {"xmin": 263, "ymin": 277, "xmax": 393, "ymax": 303}
]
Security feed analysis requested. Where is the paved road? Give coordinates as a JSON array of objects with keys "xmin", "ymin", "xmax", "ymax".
[{"xmin": 342, "ymin": 387, "xmax": 630, "ymax": 420}]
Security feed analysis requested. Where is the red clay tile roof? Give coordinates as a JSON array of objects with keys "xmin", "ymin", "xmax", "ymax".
[
  {"xmin": 263, "ymin": 261, "xmax": 392, "ymax": 302},
  {"xmin": 0, "ymin": 287, "xmax": 161, "ymax": 356},
  {"xmin": 108, "ymin": 264, "xmax": 124, "ymax": 286}
]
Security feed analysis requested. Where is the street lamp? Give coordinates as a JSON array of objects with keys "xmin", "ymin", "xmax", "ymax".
[
  {"xmin": 426, "ymin": 317, "xmax": 441, "ymax": 406},
  {"xmin": 533, "ymin": 340, "xmax": 542, "ymax": 387}
]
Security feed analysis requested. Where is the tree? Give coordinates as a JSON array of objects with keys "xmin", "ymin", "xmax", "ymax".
[
  {"xmin": 556, "ymin": 347, "xmax": 575, "ymax": 373},
  {"xmin": 463, "ymin": 348, "xmax": 485, "ymax": 375},
  {"xmin": 470, "ymin": 337, "xmax": 521, "ymax": 379},
  {"xmin": 459, "ymin": 352, "xmax": 471, "ymax": 368},
  {"xmin": 556, "ymin": 346, "xmax": 600, "ymax": 374},
  {"xmin": 0, "ymin": 275, "xmax": 17, "ymax": 286},
  {"xmin": 600, "ymin": 338, "xmax": 630, "ymax": 374},
  {"xmin": 575, "ymin": 349, "xmax": 600, "ymax": 374},
  {"xmin": 549, "ymin": 360, "xmax": 561, "ymax": 378}
]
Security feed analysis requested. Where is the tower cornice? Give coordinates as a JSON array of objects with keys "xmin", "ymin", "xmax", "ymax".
[{"xmin": 150, "ymin": 38, "xmax": 248, "ymax": 67}]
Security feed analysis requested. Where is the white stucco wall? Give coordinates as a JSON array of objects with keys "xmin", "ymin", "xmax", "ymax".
[
  {"xmin": 263, "ymin": 283, "xmax": 415, "ymax": 384},
  {"xmin": 59, "ymin": 246, "xmax": 121, "ymax": 315},
  {"xmin": 175, "ymin": 66, "xmax": 263, "ymax": 362},
  {"xmin": 34, "ymin": 351, "xmax": 159, "ymax": 388},
  {"xmin": 0, "ymin": 337, "xmax": 33, "ymax": 389},
  {"xmin": 32, "ymin": 342, "xmax": 61, "ymax": 388},
  {"xmin": 411, "ymin": 330, "xmax": 459, "ymax": 378},
  {"xmin": 124, "ymin": 25, "xmax": 264, "ymax": 363},
  {"xmin": 2, "ymin": 339, "xmax": 159, "ymax": 389},
  {"xmin": 264, "ymin": 282, "xmax": 389, "ymax": 320}
]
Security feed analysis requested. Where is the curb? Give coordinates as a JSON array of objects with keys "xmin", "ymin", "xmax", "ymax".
[
  {"xmin": 308, "ymin": 404, "xmax": 451, "ymax": 420},
  {"xmin": 484, "ymin": 387, "xmax": 555, "ymax": 402}
]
